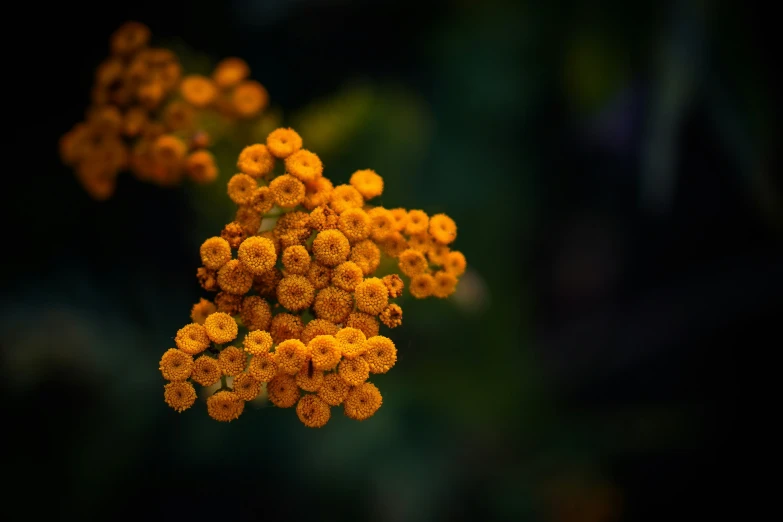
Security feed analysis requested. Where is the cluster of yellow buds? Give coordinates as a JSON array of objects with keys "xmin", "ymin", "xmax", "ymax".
[
  {"xmin": 159, "ymin": 127, "xmax": 467, "ymax": 426},
  {"xmin": 59, "ymin": 21, "xmax": 269, "ymax": 200}
]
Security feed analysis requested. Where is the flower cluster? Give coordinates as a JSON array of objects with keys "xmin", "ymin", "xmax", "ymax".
[
  {"xmin": 160, "ymin": 127, "xmax": 467, "ymax": 425},
  {"xmin": 59, "ymin": 21, "xmax": 269, "ymax": 200}
]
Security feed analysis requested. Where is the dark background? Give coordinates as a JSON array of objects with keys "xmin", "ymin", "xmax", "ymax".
[{"xmin": 3, "ymin": 1, "xmax": 779, "ymax": 520}]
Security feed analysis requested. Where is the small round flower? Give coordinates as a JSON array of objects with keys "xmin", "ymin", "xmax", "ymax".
[
  {"xmin": 164, "ymin": 381, "xmax": 197, "ymax": 413},
  {"xmin": 221, "ymin": 222, "xmax": 247, "ymax": 249},
  {"xmin": 275, "ymin": 339, "xmax": 308, "ymax": 375},
  {"xmin": 233, "ymin": 80, "xmax": 268, "ymax": 117},
  {"xmin": 282, "ymin": 245, "xmax": 311, "ymax": 275},
  {"xmin": 355, "ymin": 278, "xmax": 389, "ymax": 315},
  {"xmin": 432, "ymin": 271, "xmax": 458, "ymax": 298},
  {"xmin": 338, "ymin": 356, "xmax": 370, "ymax": 386},
  {"xmin": 335, "ymin": 327, "xmax": 368, "ymax": 359},
  {"xmin": 232, "ymin": 373, "xmax": 262, "ymax": 400},
  {"xmin": 380, "ymin": 232, "xmax": 409, "ymax": 258},
  {"xmin": 213, "ymin": 57, "xmax": 249, "ymax": 89},
  {"xmin": 218, "ymin": 346, "xmax": 246, "ymax": 376},
  {"xmin": 382, "ymin": 274, "xmax": 404, "ymax": 298},
  {"xmin": 248, "ymin": 352, "xmax": 277, "ymax": 382},
  {"xmin": 267, "ymin": 127, "xmax": 303, "ymax": 158},
  {"xmin": 285, "ymin": 149, "xmax": 323, "ymax": 183},
  {"xmin": 138, "ymin": 80, "xmax": 165, "ymax": 110},
  {"xmin": 296, "ymin": 394, "xmax": 331, "ymax": 428},
  {"xmin": 409, "ymin": 273, "xmax": 435, "ymax": 298},
  {"xmin": 204, "ymin": 312, "xmax": 238, "ymax": 344},
  {"xmin": 240, "ymin": 296, "xmax": 272, "ymax": 332},
  {"xmin": 200, "ymin": 237, "xmax": 232, "ymax": 270},
  {"xmin": 269, "ymin": 174, "xmax": 306, "ymax": 208},
  {"xmin": 330, "ymin": 184, "xmax": 364, "ymax": 214},
  {"xmin": 307, "ymin": 335, "xmax": 342, "ymax": 371},
  {"xmin": 407, "ymin": 233, "xmax": 434, "ymax": 253},
  {"xmin": 267, "ymin": 373, "xmax": 300, "ymax": 408},
  {"xmin": 269, "ymin": 313, "xmax": 304, "ymax": 344},
  {"xmin": 444, "ymin": 251, "xmax": 467, "ymax": 277},
  {"xmin": 309, "ymin": 204, "xmax": 339, "ymax": 231},
  {"xmin": 331, "ymin": 261, "xmax": 364, "ymax": 292},
  {"xmin": 304, "ymin": 178, "xmax": 334, "ymax": 210},
  {"xmin": 254, "ymin": 267, "xmax": 283, "ymax": 299},
  {"xmin": 312, "ymin": 229, "xmax": 350, "ymax": 267},
  {"xmin": 293, "ymin": 320, "xmax": 335, "ymax": 347},
  {"xmin": 175, "ymin": 323, "xmax": 211, "ymax": 355},
  {"xmin": 153, "ymin": 134, "xmax": 187, "ymax": 166},
  {"xmin": 313, "ymin": 287, "xmax": 353, "ymax": 323},
  {"xmin": 398, "ymin": 248, "xmax": 429, "ymax": 277},
  {"xmin": 368, "ymin": 207, "xmax": 395, "ymax": 241},
  {"xmin": 349, "ymin": 240, "xmax": 381, "ymax": 275},
  {"xmin": 344, "ymin": 382, "xmax": 383, "ymax": 421},
  {"xmin": 318, "ymin": 373, "xmax": 350, "ymax": 406},
  {"xmin": 235, "ymin": 206, "xmax": 262, "ymax": 235},
  {"xmin": 163, "ymin": 101, "xmax": 195, "ymax": 132},
  {"xmin": 428, "ymin": 244, "xmax": 451, "ymax": 266},
  {"xmin": 296, "ymin": 361, "xmax": 324, "ymax": 392},
  {"xmin": 389, "ymin": 208, "xmax": 409, "ymax": 232},
  {"xmin": 277, "ymin": 275, "xmax": 315, "ymax": 311},
  {"xmin": 428, "ymin": 213, "xmax": 457, "ymax": 244},
  {"xmin": 181, "ymin": 75, "xmax": 217, "ymax": 108},
  {"xmin": 192, "ymin": 356, "xmax": 221, "ymax": 386},
  {"xmin": 215, "ymin": 292, "xmax": 242, "ymax": 315},
  {"xmin": 159, "ymin": 348, "xmax": 194, "ymax": 381},
  {"xmin": 217, "ymin": 259, "xmax": 254, "ymax": 295},
  {"xmin": 197, "ymin": 267, "xmax": 218, "ymax": 292},
  {"xmin": 237, "ymin": 236, "xmax": 277, "ymax": 275},
  {"xmin": 250, "ymin": 186, "xmax": 275, "ymax": 215},
  {"xmin": 345, "ymin": 312, "xmax": 380, "ymax": 339},
  {"xmin": 110, "ymin": 21, "xmax": 150, "ymax": 56},
  {"xmin": 362, "ymin": 336, "xmax": 397, "ymax": 374},
  {"xmin": 380, "ymin": 304, "xmax": 403, "ymax": 328},
  {"xmin": 349, "ymin": 169, "xmax": 384, "ymax": 200},
  {"xmin": 237, "ymin": 144, "xmax": 275, "ymax": 178},
  {"xmin": 243, "ymin": 330, "xmax": 273, "ymax": 355},
  {"xmin": 207, "ymin": 391, "xmax": 244, "ymax": 422},
  {"xmin": 338, "ymin": 208, "xmax": 371, "ymax": 243},
  {"xmin": 191, "ymin": 298, "xmax": 217, "ymax": 325},
  {"xmin": 405, "ymin": 210, "xmax": 429, "ymax": 235},
  {"xmin": 227, "ymin": 173, "xmax": 258, "ymax": 205},
  {"xmin": 185, "ymin": 150, "xmax": 218, "ymax": 183},
  {"xmin": 307, "ymin": 262, "xmax": 332, "ymax": 290}
]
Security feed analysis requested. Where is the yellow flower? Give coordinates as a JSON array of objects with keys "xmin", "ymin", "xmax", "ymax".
[
  {"xmin": 232, "ymin": 80, "xmax": 268, "ymax": 118},
  {"xmin": 301, "ymin": 319, "xmax": 340, "ymax": 344},
  {"xmin": 349, "ymin": 240, "xmax": 381, "ymax": 275},
  {"xmin": 343, "ymin": 382, "xmax": 382, "ymax": 421},
  {"xmin": 296, "ymin": 394, "xmax": 331, "ymax": 428},
  {"xmin": 367, "ymin": 207, "xmax": 395, "ymax": 242},
  {"xmin": 381, "ymin": 274, "xmax": 404, "ymax": 298},
  {"xmin": 379, "ymin": 304, "xmax": 403, "ymax": 329},
  {"xmin": 304, "ymin": 178, "xmax": 334, "ymax": 210},
  {"xmin": 204, "ymin": 312, "xmax": 239, "ymax": 344},
  {"xmin": 164, "ymin": 381, "xmax": 197, "ymax": 413},
  {"xmin": 200, "ymin": 237, "xmax": 233, "ymax": 271},
  {"xmin": 338, "ymin": 356, "xmax": 369, "ymax": 386},
  {"xmin": 180, "ymin": 75, "xmax": 217, "ymax": 108},
  {"xmin": 335, "ymin": 327, "xmax": 367, "ymax": 359},
  {"xmin": 349, "ymin": 169, "xmax": 383, "ymax": 200},
  {"xmin": 282, "ymin": 245, "xmax": 311, "ymax": 275},
  {"xmin": 159, "ymin": 348, "xmax": 194, "ymax": 381},
  {"xmin": 338, "ymin": 208, "xmax": 371, "ymax": 243},
  {"xmin": 270, "ymin": 174, "xmax": 306, "ymax": 208},
  {"xmin": 270, "ymin": 313, "xmax": 304, "ymax": 344},
  {"xmin": 307, "ymin": 335, "xmax": 342, "ymax": 371},
  {"xmin": 362, "ymin": 336, "xmax": 397, "ymax": 374},
  {"xmin": 389, "ymin": 208, "xmax": 408, "ymax": 232},
  {"xmin": 237, "ymin": 236, "xmax": 277, "ymax": 275},
  {"xmin": 318, "ymin": 373, "xmax": 350, "ymax": 406},
  {"xmin": 405, "ymin": 210, "xmax": 429, "ymax": 235},
  {"xmin": 312, "ymin": 229, "xmax": 350, "ymax": 267},
  {"xmin": 276, "ymin": 275, "xmax": 315, "ymax": 311},
  {"xmin": 192, "ymin": 356, "xmax": 221, "ymax": 386},
  {"xmin": 240, "ymin": 296, "xmax": 272, "ymax": 332},
  {"xmin": 248, "ymin": 352, "xmax": 277, "ymax": 382},
  {"xmin": 250, "ymin": 186, "xmax": 275, "ymax": 214},
  {"xmin": 190, "ymin": 298, "xmax": 217, "ymax": 325},
  {"xmin": 313, "ymin": 286, "xmax": 353, "ymax": 323},
  {"xmin": 309, "ymin": 204, "xmax": 339, "ymax": 231},
  {"xmin": 330, "ymin": 184, "xmax": 364, "ymax": 214},
  {"xmin": 267, "ymin": 373, "xmax": 300, "ymax": 408},
  {"xmin": 409, "ymin": 273, "xmax": 435, "ymax": 298},
  {"xmin": 444, "ymin": 251, "xmax": 467, "ymax": 276},
  {"xmin": 307, "ymin": 261, "xmax": 333, "ymax": 290},
  {"xmin": 227, "ymin": 173, "xmax": 258, "ymax": 205},
  {"xmin": 215, "ymin": 292, "xmax": 242, "ymax": 315},
  {"xmin": 295, "ymin": 361, "xmax": 324, "ymax": 392},
  {"xmin": 428, "ymin": 213, "xmax": 457, "ymax": 244},
  {"xmin": 285, "ymin": 149, "xmax": 323, "ymax": 183},
  {"xmin": 237, "ymin": 144, "xmax": 275, "ymax": 178},
  {"xmin": 207, "ymin": 391, "xmax": 244, "ymax": 422},
  {"xmin": 398, "ymin": 248, "xmax": 429, "ymax": 277},
  {"xmin": 218, "ymin": 346, "xmax": 246, "ymax": 376},
  {"xmin": 354, "ymin": 277, "xmax": 389, "ymax": 315},
  {"xmin": 267, "ymin": 128, "xmax": 303, "ymax": 158},
  {"xmin": 427, "ymin": 244, "xmax": 450, "ymax": 266},
  {"xmin": 232, "ymin": 373, "xmax": 262, "ymax": 401},
  {"xmin": 217, "ymin": 259, "xmax": 254, "ymax": 295},
  {"xmin": 331, "ymin": 261, "xmax": 364, "ymax": 292},
  {"xmin": 185, "ymin": 150, "xmax": 218, "ymax": 184},
  {"xmin": 345, "ymin": 312, "xmax": 380, "ymax": 339},
  {"xmin": 275, "ymin": 339, "xmax": 308, "ymax": 375},
  {"xmin": 432, "ymin": 271, "xmax": 458, "ymax": 298},
  {"xmin": 212, "ymin": 57, "xmax": 249, "ymax": 89},
  {"xmin": 175, "ymin": 323, "xmax": 211, "ymax": 355},
  {"xmin": 243, "ymin": 330, "xmax": 273, "ymax": 355}
]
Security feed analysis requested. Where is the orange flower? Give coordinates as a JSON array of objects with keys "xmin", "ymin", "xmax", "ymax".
[
  {"xmin": 213, "ymin": 57, "xmax": 250, "ymax": 89},
  {"xmin": 266, "ymin": 128, "xmax": 303, "ymax": 158},
  {"xmin": 232, "ymin": 80, "xmax": 268, "ymax": 117},
  {"xmin": 181, "ymin": 75, "xmax": 217, "ymax": 108}
]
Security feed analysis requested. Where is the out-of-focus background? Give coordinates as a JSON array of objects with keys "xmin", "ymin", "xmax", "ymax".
[{"xmin": 3, "ymin": 0, "xmax": 779, "ymax": 520}]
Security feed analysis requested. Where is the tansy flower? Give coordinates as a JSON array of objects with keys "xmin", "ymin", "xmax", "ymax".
[
  {"xmin": 335, "ymin": 327, "xmax": 367, "ymax": 359},
  {"xmin": 159, "ymin": 348, "xmax": 194, "ymax": 381},
  {"xmin": 269, "ymin": 313, "xmax": 304, "ymax": 344},
  {"xmin": 349, "ymin": 240, "xmax": 381, "ymax": 275},
  {"xmin": 276, "ymin": 275, "xmax": 315, "ymax": 311},
  {"xmin": 295, "ymin": 361, "xmax": 324, "ymax": 392},
  {"xmin": 331, "ymin": 261, "xmax": 364, "ymax": 292},
  {"xmin": 296, "ymin": 394, "xmax": 331, "ymax": 428},
  {"xmin": 318, "ymin": 373, "xmax": 350, "ymax": 406},
  {"xmin": 282, "ymin": 245, "xmax": 311, "ymax": 275},
  {"xmin": 197, "ymin": 267, "xmax": 218, "ymax": 292},
  {"xmin": 215, "ymin": 292, "xmax": 242, "ymax": 315},
  {"xmin": 180, "ymin": 75, "xmax": 217, "ymax": 108},
  {"xmin": 175, "ymin": 323, "xmax": 211, "ymax": 355},
  {"xmin": 221, "ymin": 222, "xmax": 247, "ymax": 249},
  {"xmin": 275, "ymin": 339, "xmax": 308, "ymax": 375},
  {"xmin": 235, "ymin": 206, "xmax": 262, "ymax": 235},
  {"xmin": 330, "ymin": 184, "xmax": 364, "ymax": 214},
  {"xmin": 237, "ymin": 236, "xmax": 277, "ymax": 275},
  {"xmin": 343, "ymin": 382, "xmax": 382, "ymax": 421},
  {"xmin": 191, "ymin": 298, "xmax": 217, "ymax": 325},
  {"xmin": 405, "ymin": 210, "xmax": 429, "ymax": 236},
  {"xmin": 138, "ymin": 81, "xmax": 164, "ymax": 109},
  {"xmin": 301, "ymin": 319, "xmax": 339, "ymax": 344},
  {"xmin": 217, "ymin": 260, "xmax": 254, "ymax": 295},
  {"xmin": 345, "ymin": 312, "xmax": 380, "ymax": 339},
  {"xmin": 164, "ymin": 381, "xmax": 197, "ymax": 412},
  {"xmin": 307, "ymin": 335, "xmax": 342, "ymax": 371},
  {"xmin": 349, "ymin": 169, "xmax": 383, "ymax": 200},
  {"xmin": 368, "ymin": 207, "xmax": 395, "ymax": 242},
  {"xmin": 153, "ymin": 134, "xmax": 187, "ymax": 166},
  {"xmin": 163, "ymin": 101, "xmax": 194, "ymax": 131},
  {"xmin": 432, "ymin": 271, "xmax": 458, "ymax": 298},
  {"xmin": 110, "ymin": 21, "xmax": 150, "ymax": 56},
  {"xmin": 312, "ymin": 229, "xmax": 350, "ymax": 267},
  {"xmin": 354, "ymin": 277, "xmax": 389, "ymax": 315},
  {"xmin": 243, "ymin": 330, "xmax": 273, "ymax": 355},
  {"xmin": 204, "ymin": 312, "xmax": 238, "ymax": 344},
  {"xmin": 270, "ymin": 174, "xmax": 305, "ymax": 208},
  {"xmin": 227, "ymin": 173, "xmax": 258, "ymax": 205},
  {"xmin": 338, "ymin": 208, "xmax": 371, "ymax": 243},
  {"xmin": 123, "ymin": 107, "xmax": 147, "ymax": 137},
  {"xmin": 192, "ymin": 356, "xmax": 221, "ymax": 386},
  {"xmin": 185, "ymin": 150, "xmax": 218, "ymax": 183},
  {"xmin": 250, "ymin": 186, "xmax": 275, "ymax": 215},
  {"xmin": 313, "ymin": 286, "xmax": 353, "ymax": 323},
  {"xmin": 274, "ymin": 211, "xmax": 311, "ymax": 234},
  {"xmin": 240, "ymin": 296, "xmax": 272, "ymax": 332},
  {"xmin": 304, "ymin": 178, "xmax": 334, "ymax": 210},
  {"xmin": 237, "ymin": 144, "xmax": 275, "ymax": 178},
  {"xmin": 233, "ymin": 373, "xmax": 262, "ymax": 401},
  {"xmin": 309, "ymin": 206, "xmax": 339, "ymax": 234},
  {"xmin": 285, "ymin": 149, "xmax": 323, "ymax": 183},
  {"xmin": 444, "ymin": 251, "xmax": 466, "ymax": 276},
  {"xmin": 248, "ymin": 352, "xmax": 277, "ymax": 382},
  {"xmin": 362, "ymin": 336, "xmax": 397, "ymax": 374},
  {"xmin": 381, "ymin": 274, "xmax": 404, "ymax": 298},
  {"xmin": 409, "ymin": 273, "xmax": 435, "ymax": 298},
  {"xmin": 380, "ymin": 232, "xmax": 409, "ymax": 258},
  {"xmin": 267, "ymin": 373, "xmax": 300, "ymax": 408},
  {"xmin": 218, "ymin": 346, "xmax": 246, "ymax": 376},
  {"xmin": 266, "ymin": 127, "xmax": 303, "ymax": 159},
  {"xmin": 212, "ymin": 57, "xmax": 250, "ymax": 89},
  {"xmin": 428, "ymin": 213, "xmax": 457, "ymax": 244},
  {"xmin": 207, "ymin": 391, "xmax": 244, "ymax": 422},
  {"xmin": 307, "ymin": 262, "xmax": 332, "ymax": 290},
  {"xmin": 200, "ymin": 237, "xmax": 232, "ymax": 270},
  {"xmin": 389, "ymin": 208, "xmax": 408, "ymax": 232},
  {"xmin": 398, "ymin": 248, "xmax": 429, "ymax": 277},
  {"xmin": 233, "ymin": 80, "xmax": 268, "ymax": 117},
  {"xmin": 254, "ymin": 268, "xmax": 283, "ymax": 299},
  {"xmin": 428, "ymin": 243, "xmax": 450, "ymax": 266},
  {"xmin": 380, "ymin": 304, "xmax": 403, "ymax": 328},
  {"xmin": 338, "ymin": 356, "xmax": 370, "ymax": 386}
]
